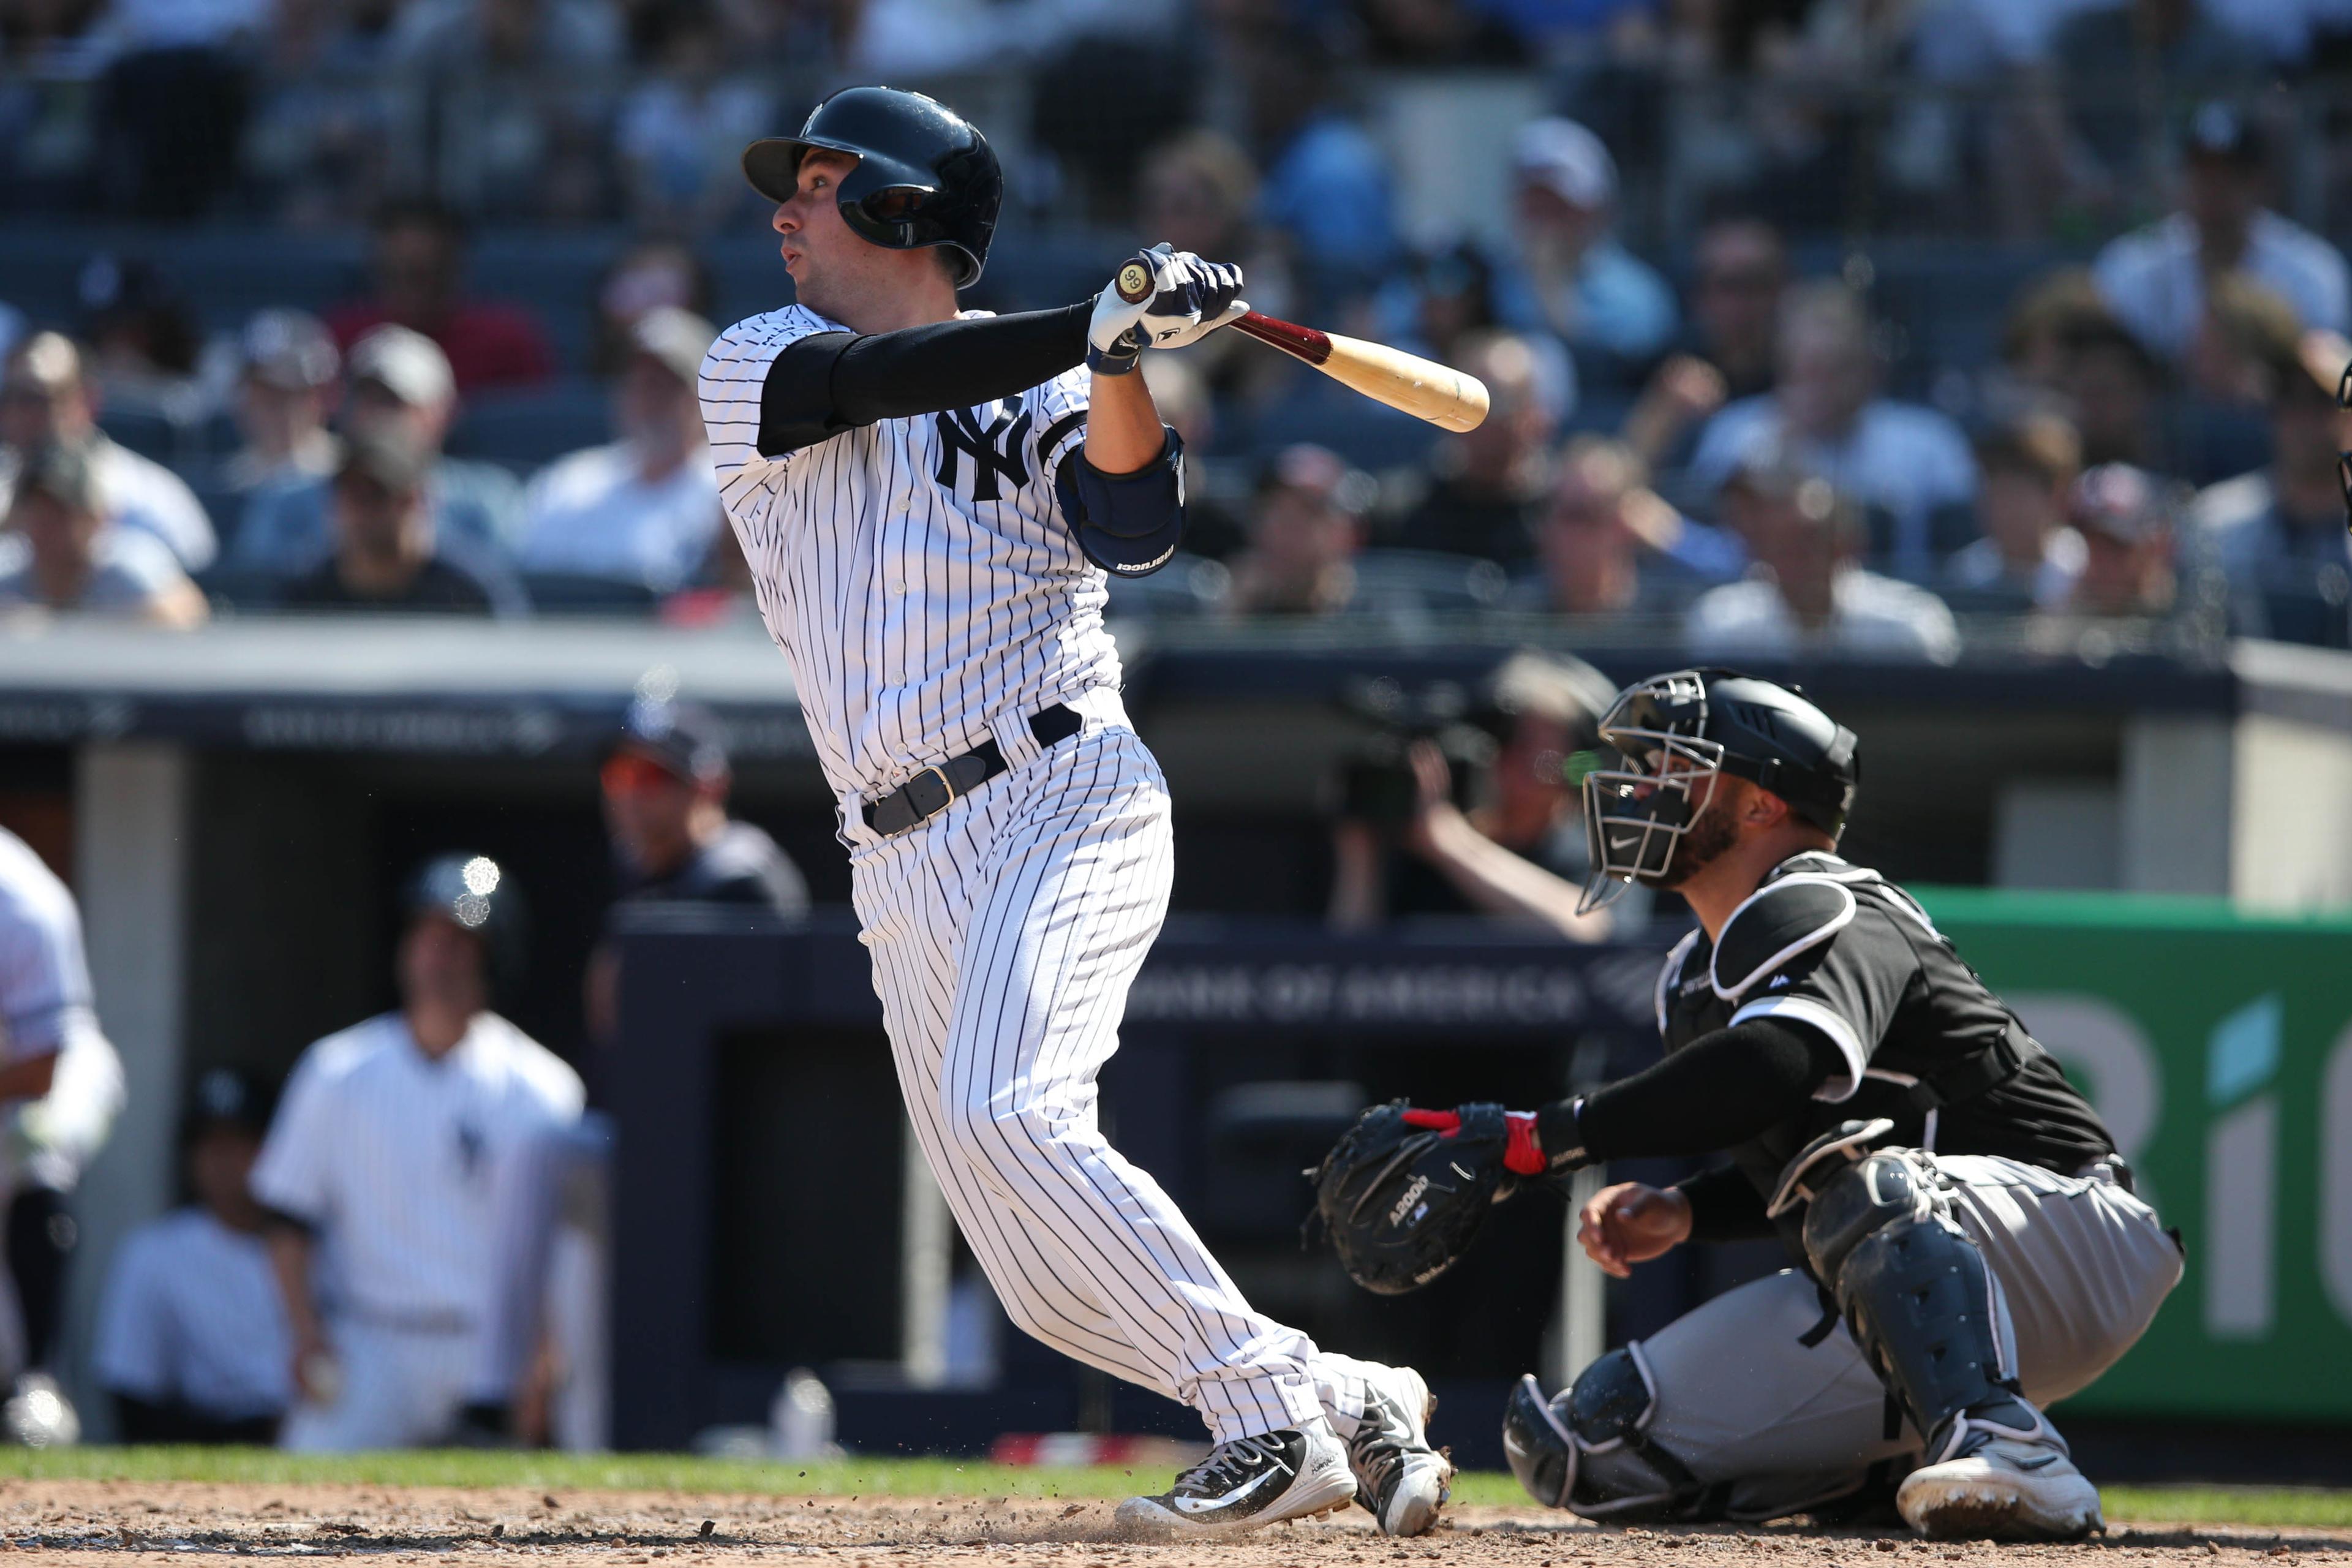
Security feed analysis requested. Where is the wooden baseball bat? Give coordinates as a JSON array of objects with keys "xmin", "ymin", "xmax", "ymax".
[
  {"xmin": 1108, "ymin": 261, "xmax": 1489, "ymax": 432},
  {"xmin": 1227, "ymin": 311, "xmax": 1490, "ymax": 433}
]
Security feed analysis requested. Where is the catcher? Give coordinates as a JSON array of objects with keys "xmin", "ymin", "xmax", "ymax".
[{"xmin": 1312, "ymin": 668, "xmax": 2182, "ymax": 1539}]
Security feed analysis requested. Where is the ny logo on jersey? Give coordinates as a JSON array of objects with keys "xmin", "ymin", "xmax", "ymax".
[{"xmin": 934, "ymin": 401, "xmax": 1032, "ymax": 502}]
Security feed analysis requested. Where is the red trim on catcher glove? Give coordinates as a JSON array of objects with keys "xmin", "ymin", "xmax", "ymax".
[
  {"xmin": 1400, "ymin": 1107, "xmax": 1463, "ymax": 1136},
  {"xmin": 1503, "ymin": 1112, "xmax": 1547, "ymax": 1176}
]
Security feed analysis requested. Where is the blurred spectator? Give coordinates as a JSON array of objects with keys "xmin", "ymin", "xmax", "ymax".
[
  {"xmin": 75, "ymin": 255, "xmax": 205, "ymax": 431},
  {"xmin": 2092, "ymin": 104, "xmax": 2350, "ymax": 361},
  {"xmin": 1618, "ymin": 217, "xmax": 1789, "ymax": 470},
  {"xmin": 1997, "ymin": 269, "xmax": 2112, "ymax": 396},
  {"xmin": 325, "ymin": 200, "xmax": 557, "ymax": 393},
  {"xmin": 86, "ymin": 0, "xmax": 264, "ymax": 219},
  {"xmin": 92, "ymin": 1069, "xmax": 290, "ymax": 1445},
  {"xmin": 1679, "ymin": 216, "xmax": 1791, "ymax": 402},
  {"xmin": 0, "ymin": 439, "xmax": 208, "ymax": 625},
  {"xmin": 0, "ymin": 333, "xmax": 216, "ymax": 570},
  {"xmin": 1329, "ymin": 652, "xmax": 1627, "ymax": 939},
  {"xmin": 241, "ymin": 0, "xmax": 401, "ymax": 228},
  {"xmin": 254, "ymin": 854, "xmax": 585, "ymax": 1452},
  {"xmin": 615, "ymin": 2, "xmax": 771, "ymax": 235},
  {"xmin": 1501, "ymin": 118, "xmax": 1677, "ymax": 383},
  {"xmin": 1942, "ymin": 412, "xmax": 2086, "ymax": 612},
  {"xmin": 1357, "ymin": 0, "xmax": 1526, "ymax": 64},
  {"xmin": 2054, "ymin": 310, "xmax": 2167, "ymax": 471},
  {"xmin": 516, "ymin": 309, "xmax": 720, "ymax": 593},
  {"xmin": 1240, "ymin": 36, "xmax": 1398, "ymax": 301},
  {"xmin": 1136, "ymin": 131, "xmax": 1296, "ymax": 404},
  {"xmin": 390, "ymin": 0, "xmax": 625, "ymax": 69},
  {"xmin": 2059, "ymin": 462, "xmax": 2177, "ymax": 619},
  {"xmin": 279, "ymin": 427, "xmax": 525, "ymax": 616},
  {"xmin": 1223, "ymin": 444, "xmax": 1415, "ymax": 620},
  {"xmin": 1508, "ymin": 435, "xmax": 1732, "ymax": 614},
  {"xmin": 220, "ymin": 310, "xmax": 342, "ymax": 497},
  {"xmin": 1686, "ymin": 447, "xmax": 1961, "ymax": 663},
  {"xmin": 2050, "ymin": 0, "xmax": 2265, "ymax": 209},
  {"xmin": 2193, "ymin": 326, "xmax": 2352, "ymax": 644},
  {"xmin": 1396, "ymin": 332, "xmax": 1559, "ymax": 562},
  {"xmin": 234, "ymin": 326, "xmax": 524, "ymax": 575},
  {"xmin": 1690, "ymin": 282, "xmax": 1976, "ymax": 579},
  {"xmin": 590, "ymin": 239, "xmax": 714, "ymax": 379}
]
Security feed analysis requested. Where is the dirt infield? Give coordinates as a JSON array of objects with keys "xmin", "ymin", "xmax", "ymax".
[{"xmin": 2, "ymin": 1480, "xmax": 2344, "ymax": 1566}]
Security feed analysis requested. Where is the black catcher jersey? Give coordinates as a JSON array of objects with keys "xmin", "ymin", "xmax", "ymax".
[{"xmin": 1656, "ymin": 852, "xmax": 2116, "ymax": 1212}]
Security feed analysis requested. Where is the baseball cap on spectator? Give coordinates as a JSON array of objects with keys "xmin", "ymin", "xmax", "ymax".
[
  {"xmin": 238, "ymin": 309, "xmax": 339, "ymax": 391},
  {"xmin": 2068, "ymin": 464, "xmax": 2170, "ymax": 544},
  {"xmin": 608, "ymin": 695, "xmax": 731, "ymax": 785},
  {"xmin": 10, "ymin": 439, "xmax": 104, "ymax": 516},
  {"xmin": 1513, "ymin": 118, "xmax": 1617, "ymax": 211},
  {"xmin": 347, "ymin": 325, "xmax": 455, "ymax": 408},
  {"xmin": 183, "ymin": 1067, "xmax": 275, "ymax": 1142},
  {"xmin": 2184, "ymin": 101, "xmax": 2263, "ymax": 167},
  {"xmin": 630, "ymin": 307, "xmax": 717, "ymax": 384},
  {"xmin": 335, "ymin": 423, "xmax": 431, "ymax": 496},
  {"xmin": 1259, "ymin": 443, "xmax": 1377, "ymax": 516}
]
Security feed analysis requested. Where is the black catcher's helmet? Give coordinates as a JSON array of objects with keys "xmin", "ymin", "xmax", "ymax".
[
  {"xmin": 741, "ymin": 86, "xmax": 1003, "ymax": 288},
  {"xmin": 1577, "ymin": 669, "xmax": 1860, "ymax": 913},
  {"xmin": 402, "ymin": 852, "xmax": 527, "ymax": 998}
]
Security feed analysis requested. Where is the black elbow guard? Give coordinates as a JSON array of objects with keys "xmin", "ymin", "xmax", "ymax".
[{"xmin": 1055, "ymin": 425, "xmax": 1186, "ymax": 577}]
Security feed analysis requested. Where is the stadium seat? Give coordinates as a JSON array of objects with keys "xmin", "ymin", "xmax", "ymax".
[
  {"xmin": 447, "ymin": 382, "xmax": 611, "ymax": 473},
  {"xmin": 1245, "ymin": 385, "xmax": 1442, "ymax": 472},
  {"xmin": 1353, "ymin": 549, "xmax": 1511, "ymax": 611},
  {"xmin": 1200, "ymin": 1080, "xmax": 1366, "ymax": 1238}
]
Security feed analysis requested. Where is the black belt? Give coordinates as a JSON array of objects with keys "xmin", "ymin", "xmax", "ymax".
[{"xmin": 862, "ymin": 705, "xmax": 1082, "ymax": 837}]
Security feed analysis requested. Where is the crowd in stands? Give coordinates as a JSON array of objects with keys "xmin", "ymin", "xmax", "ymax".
[{"xmin": 0, "ymin": 2, "xmax": 2348, "ymax": 653}]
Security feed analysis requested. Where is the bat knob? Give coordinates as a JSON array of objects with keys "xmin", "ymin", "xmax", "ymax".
[{"xmin": 1115, "ymin": 260, "xmax": 1153, "ymax": 304}]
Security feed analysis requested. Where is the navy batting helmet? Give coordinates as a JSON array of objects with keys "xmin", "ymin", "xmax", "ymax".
[
  {"xmin": 403, "ymin": 852, "xmax": 526, "ymax": 998},
  {"xmin": 742, "ymin": 86, "xmax": 1003, "ymax": 288}
]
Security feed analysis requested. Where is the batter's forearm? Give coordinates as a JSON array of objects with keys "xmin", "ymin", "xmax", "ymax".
[{"xmin": 1082, "ymin": 358, "xmax": 1167, "ymax": 474}]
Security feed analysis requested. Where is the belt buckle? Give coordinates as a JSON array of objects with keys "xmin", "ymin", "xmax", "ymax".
[{"xmin": 903, "ymin": 763, "xmax": 957, "ymax": 823}]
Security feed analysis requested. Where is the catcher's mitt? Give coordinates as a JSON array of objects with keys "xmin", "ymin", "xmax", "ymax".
[{"xmin": 1308, "ymin": 1101, "xmax": 1519, "ymax": 1295}]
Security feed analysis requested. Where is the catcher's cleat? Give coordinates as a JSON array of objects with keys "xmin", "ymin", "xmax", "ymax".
[
  {"xmin": 1348, "ymin": 1362, "xmax": 1452, "ymax": 1536},
  {"xmin": 1898, "ymin": 1415, "xmax": 2103, "ymax": 1541},
  {"xmin": 1114, "ymin": 1422, "xmax": 1356, "ymax": 1536}
]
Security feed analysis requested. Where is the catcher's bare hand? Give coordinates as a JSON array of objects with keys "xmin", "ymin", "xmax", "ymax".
[{"xmin": 1578, "ymin": 1181, "xmax": 1692, "ymax": 1278}]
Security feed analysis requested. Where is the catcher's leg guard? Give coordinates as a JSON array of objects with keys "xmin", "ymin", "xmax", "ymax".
[
  {"xmin": 1502, "ymin": 1350, "xmax": 1711, "ymax": 1520},
  {"xmin": 1799, "ymin": 1150, "xmax": 2041, "ymax": 1452}
]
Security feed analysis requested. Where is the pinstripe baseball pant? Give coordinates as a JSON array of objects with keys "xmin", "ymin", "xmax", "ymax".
[{"xmin": 848, "ymin": 710, "xmax": 1370, "ymax": 1445}]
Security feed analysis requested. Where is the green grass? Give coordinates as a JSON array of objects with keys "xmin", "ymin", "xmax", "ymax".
[{"xmin": 0, "ymin": 1451, "xmax": 2343, "ymax": 1529}]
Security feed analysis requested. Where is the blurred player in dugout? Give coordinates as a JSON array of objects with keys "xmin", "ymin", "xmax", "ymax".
[
  {"xmin": 252, "ymin": 854, "xmax": 584, "ymax": 1451},
  {"xmin": 93, "ymin": 1069, "xmax": 291, "ymax": 1442},
  {"xmin": 0, "ymin": 826, "xmax": 127, "ymax": 1446}
]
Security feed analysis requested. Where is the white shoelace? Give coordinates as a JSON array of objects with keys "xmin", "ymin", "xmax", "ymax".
[{"xmin": 1177, "ymin": 1433, "xmax": 1294, "ymax": 1496}]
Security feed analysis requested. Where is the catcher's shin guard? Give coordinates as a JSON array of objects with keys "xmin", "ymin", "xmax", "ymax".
[
  {"xmin": 1501, "ymin": 1351, "xmax": 1708, "ymax": 1520},
  {"xmin": 1798, "ymin": 1149, "xmax": 2036, "ymax": 1445}
]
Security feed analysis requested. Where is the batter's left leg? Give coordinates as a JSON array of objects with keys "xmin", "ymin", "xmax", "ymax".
[{"xmin": 935, "ymin": 736, "xmax": 1326, "ymax": 1446}]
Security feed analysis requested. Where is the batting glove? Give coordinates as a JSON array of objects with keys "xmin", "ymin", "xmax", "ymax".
[{"xmin": 1087, "ymin": 244, "xmax": 1248, "ymax": 375}]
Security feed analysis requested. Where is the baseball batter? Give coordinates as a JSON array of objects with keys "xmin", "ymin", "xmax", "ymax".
[
  {"xmin": 0, "ymin": 824, "xmax": 127, "ymax": 1446},
  {"xmin": 699, "ymin": 85, "xmax": 1449, "ymax": 1535},
  {"xmin": 1329, "ymin": 670, "xmax": 2184, "ymax": 1539}
]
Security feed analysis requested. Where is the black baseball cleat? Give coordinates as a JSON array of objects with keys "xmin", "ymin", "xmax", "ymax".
[
  {"xmin": 1348, "ymin": 1362, "xmax": 1453, "ymax": 1536},
  {"xmin": 1114, "ymin": 1422, "xmax": 1357, "ymax": 1536}
]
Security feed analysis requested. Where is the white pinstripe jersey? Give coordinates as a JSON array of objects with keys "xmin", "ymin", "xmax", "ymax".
[{"xmin": 699, "ymin": 305, "xmax": 1119, "ymax": 804}]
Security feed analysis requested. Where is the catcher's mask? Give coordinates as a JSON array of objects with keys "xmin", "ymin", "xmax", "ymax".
[{"xmin": 1577, "ymin": 668, "xmax": 1860, "ymax": 914}]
